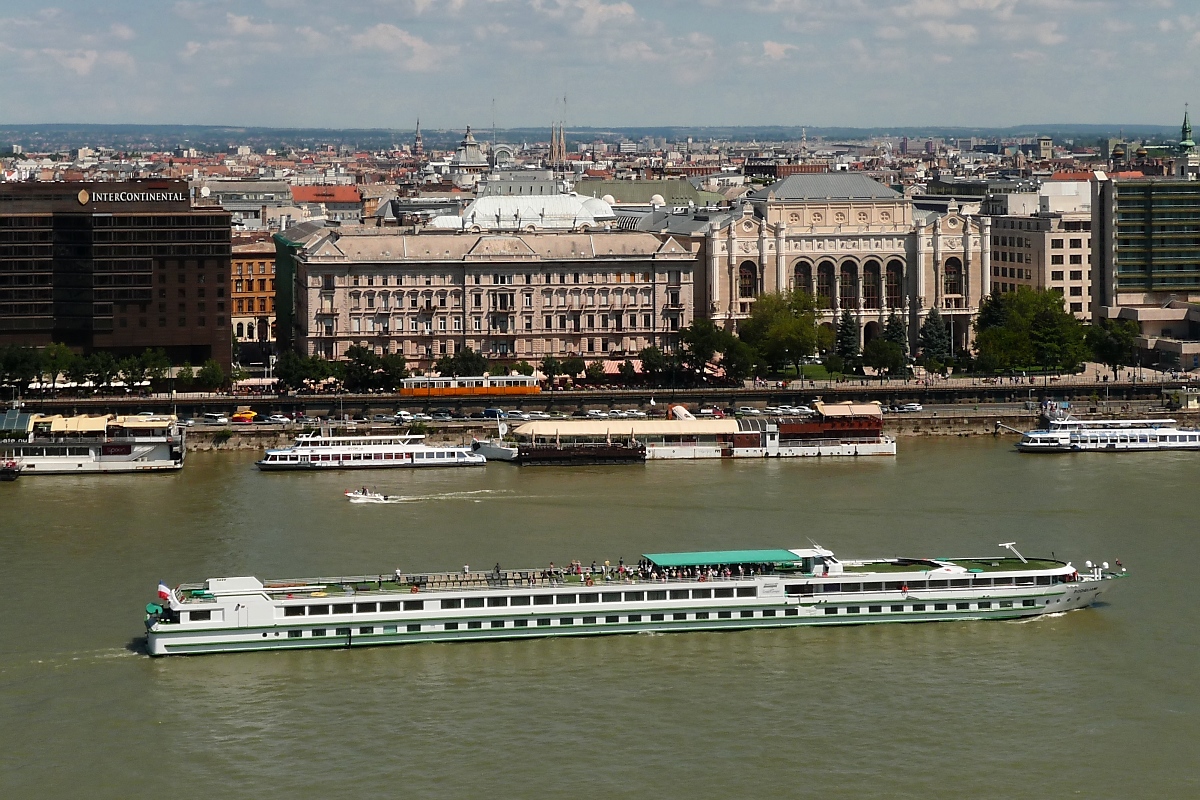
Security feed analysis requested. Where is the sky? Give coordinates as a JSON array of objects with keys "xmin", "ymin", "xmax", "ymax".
[{"xmin": 0, "ymin": 0, "xmax": 1196, "ymax": 130}]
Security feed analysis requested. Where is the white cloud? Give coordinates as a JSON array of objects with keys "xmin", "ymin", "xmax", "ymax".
[
  {"xmin": 109, "ymin": 23, "xmax": 135, "ymax": 41},
  {"xmin": 349, "ymin": 23, "xmax": 448, "ymax": 70},
  {"xmin": 920, "ymin": 20, "xmax": 978, "ymax": 43},
  {"xmin": 227, "ymin": 13, "xmax": 276, "ymax": 37},
  {"xmin": 763, "ymin": 40, "xmax": 797, "ymax": 59}
]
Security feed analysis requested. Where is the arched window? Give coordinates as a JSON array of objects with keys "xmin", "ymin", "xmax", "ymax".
[
  {"xmin": 839, "ymin": 262, "xmax": 857, "ymax": 309},
  {"xmin": 886, "ymin": 260, "xmax": 904, "ymax": 308},
  {"xmin": 246, "ymin": 322, "xmax": 255, "ymax": 339},
  {"xmin": 793, "ymin": 261, "xmax": 813, "ymax": 293},
  {"xmin": 863, "ymin": 260, "xmax": 881, "ymax": 309},
  {"xmin": 738, "ymin": 262, "xmax": 757, "ymax": 298},
  {"xmin": 944, "ymin": 257, "xmax": 963, "ymax": 296},
  {"xmin": 817, "ymin": 260, "xmax": 835, "ymax": 305},
  {"xmin": 236, "ymin": 322, "xmax": 244, "ymax": 338}
]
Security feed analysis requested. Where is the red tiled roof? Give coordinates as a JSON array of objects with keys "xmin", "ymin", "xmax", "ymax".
[
  {"xmin": 290, "ymin": 185, "xmax": 362, "ymax": 204},
  {"xmin": 1049, "ymin": 171, "xmax": 1093, "ymax": 181}
]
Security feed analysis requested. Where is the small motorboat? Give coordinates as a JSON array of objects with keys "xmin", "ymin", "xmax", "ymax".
[{"xmin": 344, "ymin": 487, "xmax": 390, "ymax": 503}]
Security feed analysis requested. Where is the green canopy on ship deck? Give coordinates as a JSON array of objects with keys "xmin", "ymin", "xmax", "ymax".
[{"xmin": 643, "ymin": 549, "xmax": 804, "ymax": 568}]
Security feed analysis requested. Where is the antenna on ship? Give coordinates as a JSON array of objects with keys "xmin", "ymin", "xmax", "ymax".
[{"xmin": 998, "ymin": 542, "xmax": 1028, "ymax": 563}]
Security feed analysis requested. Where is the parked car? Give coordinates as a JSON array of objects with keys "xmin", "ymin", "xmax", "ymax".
[
  {"xmin": 371, "ymin": 414, "xmax": 394, "ymax": 423},
  {"xmin": 737, "ymin": 406, "xmax": 763, "ymax": 416},
  {"xmin": 585, "ymin": 409, "xmax": 610, "ymax": 419},
  {"xmin": 482, "ymin": 408, "xmax": 507, "ymax": 419},
  {"xmin": 394, "ymin": 410, "xmax": 415, "ymax": 422},
  {"xmin": 763, "ymin": 406, "xmax": 784, "ymax": 415},
  {"xmin": 268, "ymin": 414, "xmax": 291, "ymax": 424},
  {"xmin": 431, "ymin": 411, "xmax": 453, "ymax": 421},
  {"xmin": 506, "ymin": 410, "xmax": 531, "ymax": 421},
  {"xmin": 201, "ymin": 413, "xmax": 229, "ymax": 425},
  {"xmin": 607, "ymin": 409, "xmax": 628, "ymax": 419},
  {"xmin": 411, "ymin": 413, "xmax": 433, "ymax": 422},
  {"xmin": 900, "ymin": 403, "xmax": 924, "ymax": 413},
  {"xmin": 527, "ymin": 411, "xmax": 551, "ymax": 420},
  {"xmin": 626, "ymin": 409, "xmax": 648, "ymax": 419},
  {"xmin": 231, "ymin": 410, "xmax": 257, "ymax": 424}
]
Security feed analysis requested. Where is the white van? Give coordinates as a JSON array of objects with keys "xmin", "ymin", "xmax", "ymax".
[{"xmin": 202, "ymin": 412, "xmax": 230, "ymax": 425}]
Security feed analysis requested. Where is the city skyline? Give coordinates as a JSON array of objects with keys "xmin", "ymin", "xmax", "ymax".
[{"xmin": 1, "ymin": 0, "xmax": 1197, "ymax": 130}]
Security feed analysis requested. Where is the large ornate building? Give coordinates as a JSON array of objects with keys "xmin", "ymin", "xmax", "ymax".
[{"xmin": 636, "ymin": 173, "xmax": 988, "ymax": 354}]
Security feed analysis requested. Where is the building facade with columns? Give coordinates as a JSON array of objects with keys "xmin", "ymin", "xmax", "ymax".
[{"xmin": 640, "ymin": 174, "xmax": 988, "ymax": 355}]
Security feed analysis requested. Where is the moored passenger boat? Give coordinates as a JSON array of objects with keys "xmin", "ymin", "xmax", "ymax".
[
  {"xmin": 144, "ymin": 543, "xmax": 1124, "ymax": 656},
  {"xmin": 0, "ymin": 410, "xmax": 185, "ymax": 474},
  {"xmin": 257, "ymin": 432, "xmax": 486, "ymax": 470},
  {"xmin": 1016, "ymin": 416, "xmax": 1200, "ymax": 453}
]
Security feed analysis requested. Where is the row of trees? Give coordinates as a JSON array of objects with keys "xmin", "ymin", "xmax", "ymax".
[{"xmin": 0, "ymin": 344, "xmax": 228, "ymax": 392}]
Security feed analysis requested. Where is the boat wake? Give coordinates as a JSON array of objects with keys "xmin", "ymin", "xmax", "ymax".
[
  {"xmin": 349, "ymin": 489, "xmax": 513, "ymax": 504},
  {"xmin": 1009, "ymin": 610, "xmax": 1070, "ymax": 623}
]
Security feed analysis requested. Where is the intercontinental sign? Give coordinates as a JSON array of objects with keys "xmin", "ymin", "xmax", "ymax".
[{"xmin": 77, "ymin": 189, "xmax": 188, "ymax": 205}]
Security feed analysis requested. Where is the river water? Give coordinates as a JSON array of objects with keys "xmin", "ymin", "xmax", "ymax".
[{"xmin": 1, "ymin": 440, "xmax": 1195, "ymax": 798}]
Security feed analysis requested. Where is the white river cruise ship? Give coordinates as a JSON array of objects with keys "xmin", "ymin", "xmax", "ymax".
[
  {"xmin": 256, "ymin": 431, "xmax": 485, "ymax": 471},
  {"xmin": 0, "ymin": 410, "xmax": 184, "ymax": 474},
  {"xmin": 144, "ymin": 544, "xmax": 1124, "ymax": 656},
  {"xmin": 1016, "ymin": 416, "xmax": 1200, "ymax": 453}
]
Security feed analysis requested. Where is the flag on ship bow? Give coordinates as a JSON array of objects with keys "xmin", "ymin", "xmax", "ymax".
[{"xmin": 158, "ymin": 581, "xmax": 172, "ymax": 601}]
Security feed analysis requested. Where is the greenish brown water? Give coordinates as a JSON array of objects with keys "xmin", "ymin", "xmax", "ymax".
[{"xmin": 0, "ymin": 440, "xmax": 1195, "ymax": 798}]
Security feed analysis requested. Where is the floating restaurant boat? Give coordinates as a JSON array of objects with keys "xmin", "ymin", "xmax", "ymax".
[
  {"xmin": 1014, "ymin": 416, "xmax": 1200, "ymax": 453},
  {"xmin": 505, "ymin": 402, "xmax": 895, "ymax": 460},
  {"xmin": 472, "ymin": 421, "xmax": 646, "ymax": 465},
  {"xmin": 256, "ymin": 432, "xmax": 486, "ymax": 471},
  {"xmin": 143, "ymin": 543, "xmax": 1123, "ymax": 656},
  {"xmin": 0, "ymin": 409, "xmax": 185, "ymax": 474}
]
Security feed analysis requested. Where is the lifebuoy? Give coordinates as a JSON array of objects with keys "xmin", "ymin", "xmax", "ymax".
[{"xmin": 410, "ymin": 585, "xmax": 419, "ymax": 594}]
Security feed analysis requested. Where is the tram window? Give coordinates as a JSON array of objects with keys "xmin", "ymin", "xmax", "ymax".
[
  {"xmin": 606, "ymin": 616, "xmax": 619, "ymax": 623},
  {"xmin": 404, "ymin": 600, "xmax": 424, "ymax": 610},
  {"xmin": 824, "ymin": 607, "xmax": 838, "ymax": 615},
  {"xmin": 189, "ymin": 610, "xmax": 211, "ymax": 622},
  {"xmin": 978, "ymin": 602, "xmax": 992, "ymax": 609},
  {"xmin": 890, "ymin": 605, "xmax": 904, "ymax": 612},
  {"xmin": 465, "ymin": 597, "xmax": 485, "ymax": 608},
  {"xmin": 444, "ymin": 622, "xmax": 460, "ymax": 630},
  {"xmin": 380, "ymin": 602, "xmax": 401, "ymax": 612},
  {"xmin": 623, "ymin": 592, "xmax": 644, "ymax": 602},
  {"xmin": 284, "ymin": 606, "xmax": 305, "ymax": 617},
  {"xmin": 308, "ymin": 605, "xmax": 329, "ymax": 615},
  {"xmin": 487, "ymin": 597, "xmax": 508, "ymax": 607},
  {"xmin": 559, "ymin": 618, "xmax": 574, "ymax": 625},
  {"xmin": 581, "ymin": 616, "xmax": 595, "ymax": 625},
  {"xmin": 441, "ymin": 599, "xmax": 462, "ymax": 609},
  {"xmin": 602, "ymin": 592, "xmax": 621, "ymax": 602},
  {"xmin": 336, "ymin": 628, "xmax": 351, "ymax": 636},
  {"xmin": 999, "ymin": 601, "xmax": 1013, "ymax": 608},
  {"xmin": 736, "ymin": 587, "xmax": 757, "ymax": 598},
  {"xmin": 534, "ymin": 595, "xmax": 553, "ymax": 605},
  {"xmin": 784, "ymin": 608, "xmax": 798, "ymax": 616},
  {"xmin": 956, "ymin": 603, "xmax": 970, "ymax": 610},
  {"xmin": 511, "ymin": 596, "xmax": 531, "ymax": 606},
  {"xmin": 715, "ymin": 587, "xmax": 735, "ymax": 598},
  {"xmin": 356, "ymin": 603, "xmax": 377, "ymax": 613},
  {"xmin": 360, "ymin": 627, "xmax": 374, "ymax": 634},
  {"xmin": 408, "ymin": 624, "xmax": 421, "ymax": 632},
  {"xmin": 934, "ymin": 603, "xmax": 948, "ymax": 611},
  {"xmin": 691, "ymin": 589, "xmax": 712, "ymax": 599},
  {"xmin": 763, "ymin": 609, "xmax": 777, "ymax": 617},
  {"xmin": 718, "ymin": 611, "xmax": 732, "ymax": 619},
  {"xmin": 647, "ymin": 590, "xmax": 667, "ymax": 601},
  {"xmin": 555, "ymin": 594, "xmax": 576, "ymax": 604},
  {"xmin": 332, "ymin": 604, "xmax": 352, "ymax": 614},
  {"xmin": 578, "ymin": 593, "xmax": 598, "ymax": 603}
]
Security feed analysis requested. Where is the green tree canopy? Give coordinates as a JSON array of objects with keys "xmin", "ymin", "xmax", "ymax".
[
  {"xmin": 835, "ymin": 309, "xmax": 861, "ymax": 370},
  {"xmin": 737, "ymin": 289, "xmax": 819, "ymax": 375},
  {"xmin": 512, "ymin": 360, "xmax": 535, "ymax": 376},
  {"xmin": 196, "ymin": 359, "xmax": 227, "ymax": 391},
  {"xmin": 973, "ymin": 289, "xmax": 1088, "ymax": 373},
  {"xmin": 41, "ymin": 343, "xmax": 74, "ymax": 389},
  {"xmin": 560, "ymin": 356, "xmax": 586, "ymax": 379},
  {"xmin": 1085, "ymin": 317, "xmax": 1139, "ymax": 379},
  {"xmin": 637, "ymin": 346, "xmax": 666, "ymax": 376},
  {"xmin": 919, "ymin": 307, "xmax": 952, "ymax": 368},
  {"xmin": 862, "ymin": 338, "xmax": 906, "ymax": 376},
  {"xmin": 435, "ymin": 347, "xmax": 487, "ymax": 378},
  {"xmin": 540, "ymin": 356, "xmax": 562, "ymax": 382},
  {"xmin": 882, "ymin": 313, "xmax": 909, "ymax": 357},
  {"xmin": 584, "ymin": 361, "xmax": 606, "ymax": 382}
]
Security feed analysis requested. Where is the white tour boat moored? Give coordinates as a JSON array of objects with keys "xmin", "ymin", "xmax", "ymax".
[
  {"xmin": 144, "ymin": 543, "xmax": 1125, "ymax": 656},
  {"xmin": 0, "ymin": 410, "xmax": 185, "ymax": 474},
  {"xmin": 1015, "ymin": 416, "xmax": 1200, "ymax": 453},
  {"xmin": 257, "ymin": 432, "xmax": 486, "ymax": 471}
]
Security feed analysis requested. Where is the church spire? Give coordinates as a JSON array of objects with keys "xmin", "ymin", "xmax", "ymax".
[
  {"xmin": 1181, "ymin": 104, "xmax": 1195, "ymax": 153},
  {"xmin": 413, "ymin": 118, "xmax": 424, "ymax": 161}
]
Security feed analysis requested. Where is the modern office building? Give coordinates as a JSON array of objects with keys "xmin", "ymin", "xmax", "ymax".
[{"xmin": 0, "ymin": 181, "xmax": 232, "ymax": 369}]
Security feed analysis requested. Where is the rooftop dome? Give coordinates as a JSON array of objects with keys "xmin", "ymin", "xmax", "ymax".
[{"xmin": 650, "ymin": 193, "xmax": 666, "ymax": 207}]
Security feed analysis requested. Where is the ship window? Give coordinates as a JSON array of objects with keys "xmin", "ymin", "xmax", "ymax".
[
  {"xmin": 602, "ymin": 592, "xmax": 621, "ymax": 602},
  {"xmin": 736, "ymin": 587, "xmax": 757, "ymax": 598},
  {"xmin": 628, "ymin": 614, "xmax": 642, "ymax": 622},
  {"xmin": 606, "ymin": 615, "xmax": 620, "ymax": 623},
  {"xmin": 763, "ymin": 609, "xmax": 777, "ymax": 617},
  {"xmin": 884, "ymin": 581, "xmax": 905, "ymax": 591},
  {"xmin": 718, "ymin": 611, "xmax": 732, "ymax": 619},
  {"xmin": 821, "ymin": 584, "xmax": 842, "ymax": 593},
  {"xmin": 1000, "ymin": 601, "xmax": 1013, "ymax": 608},
  {"xmin": 560, "ymin": 617, "xmax": 574, "ymax": 625},
  {"xmin": 993, "ymin": 577, "xmax": 1014, "ymax": 586},
  {"xmin": 284, "ymin": 606, "xmax": 305, "ymax": 617},
  {"xmin": 307, "ymin": 605, "xmax": 328, "ymax": 615},
  {"xmin": 313, "ymin": 629, "xmax": 327, "ymax": 636},
  {"xmin": 468, "ymin": 621, "xmax": 482, "ymax": 629},
  {"xmin": 404, "ymin": 600, "xmax": 424, "ymax": 610},
  {"xmin": 534, "ymin": 595, "xmax": 553, "ymax": 605},
  {"xmin": 841, "ymin": 583, "xmax": 861, "ymax": 593},
  {"xmin": 356, "ymin": 603, "xmax": 377, "ymax": 613},
  {"xmin": 862, "ymin": 582, "xmax": 883, "ymax": 592},
  {"xmin": 537, "ymin": 618, "xmax": 551, "ymax": 626},
  {"xmin": 669, "ymin": 612, "xmax": 684, "ymax": 621},
  {"xmin": 1016, "ymin": 576, "xmax": 1036, "ymax": 586},
  {"xmin": 1023, "ymin": 599, "xmax": 1036, "ymax": 607},
  {"xmin": 491, "ymin": 620, "xmax": 504, "ymax": 628},
  {"xmin": 868, "ymin": 606, "xmax": 882, "ymax": 613},
  {"xmin": 384, "ymin": 625, "xmax": 397, "ymax": 633},
  {"xmin": 740, "ymin": 610, "xmax": 755, "ymax": 618},
  {"xmin": 650, "ymin": 613, "xmax": 664, "ymax": 622},
  {"xmin": 929, "ymin": 580, "xmax": 949, "ymax": 589},
  {"xmin": 824, "ymin": 607, "xmax": 838, "ymax": 615},
  {"xmin": 514, "ymin": 619, "xmax": 528, "ymax": 627},
  {"xmin": 578, "ymin": 593, "xmax": 598, "ymax": 603},
  {"xmin": 511, "ymin": 596, "xmax": 531, "ymax": 606},
  {"xmin": 669, "ymin": 590, "xmax": 689, "ymax": 600},
  {"xmin": 336, "ymin": 628, "xmax": 351, "ymax": 636},
  {"xmin": 408, "ymin": 623, "xmax": 421, "ymax": 632},
  {"xmin": 487, "ymin": 597, "xmax": 508, "ymax": 607},
  {"xmin": 647, "ymin": 590, "xmax": 667, "ymax": 601},
  {"xmin": 715, "ymin": 587, "xmax": 735, "ymax": 598},
  {"xmin": 332, "ymin": 604, "xmax": 352, "ymax": 614},
  {"xmin": 697, "ymin": 611, "xmax": 711, "ymax": 619},
  {"xmin": 972, "ymin": 578, "xmax": 992, "ymax": 587},
  {"xmin": 360, "ymin": 627, "xmax": 374, "ymax": 634},
  {"xmin": 912, "ymin": 604, "xmax": 926, "ymax": 611},
  {"xmin": 785, "ymin": 608, "xmax": 798, "ymax": 616},
  {"xmin": 950, "ymin": 579, "xmax": 970, "ymax": 588},
  {"xmin": 381, "ymin": 602, "xmax": 401, "ymax": 612},
  {"xmin": 978, "ymin": 601, "xmax": 992, "ymax": 609},
  {"xmin": 934, "ymin": 603, "xmax": 948, "ymax": 611},
  {"xmin": 441, "ymin": 599, "xmax": 462, "ymax": 609},
  {"xmin": 623, "ymin": 592, "xmax": 644, "ymax": 602},
  {"xmin": 189, "ymin": 610, "xmax": 211, "ymax": 622},
  {"xmin": 465, "ymin": 597, "xmax": 484, "ymax": 608},
  {"xmin": 691, "ymin": 589, "xmax": 712, "ymax": 599},
  {"xmin": 583, "ymin": 616, "xmax": 597, "ymax": 624},
  {"xmin": 555, "ymin": 594, "xmax": 576, "ymax": 604},
  {"xmin": 890, "ymin": 605, "xmax": 904, "ymax": 612},
  {"xmin": 1036, "ymin": 576, "xmax": 1052, "ymax": 586}
]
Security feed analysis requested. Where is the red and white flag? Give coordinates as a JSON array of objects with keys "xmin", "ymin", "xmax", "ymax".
[{"xmin": 157, "ymin": 581, "xmax": 172, "ymax": 601}]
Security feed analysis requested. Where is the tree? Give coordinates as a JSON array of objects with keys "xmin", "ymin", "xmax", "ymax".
[
  {"xmin": 196, "ymin": 359, "xmax": 227, "ymax": 391},
  {"xmin": 737, "ymin": 290, "xmax": 819, "ymax": 375},
  {"xmin": 637, "ymin": 346, "xmax": 666, "ymax": 377},
  {"xmin": 379, "ymin": 353, "xmax": 409, "ymax": 390},
  {"xmin": 176, "ymin": 362, "xmax": 195, "ymax": 389},
  {"xmin": 679, "ymin": 318, "xmax": 724, "ymax": 374},
  {"xmin": 0, "ymin": 345, "xmax": 42, "ymax": 388},
  {"xmin": 560, "ymin": 356, "xmax": 586, "ymax": 379},
  {"xmin": 882, "ymin": 313, "xmax": 909, "ymax": 357},
  {"xmin": 141, "ymin": 348, "xmax": 171, "ymax": 383},
  {"xmin": 973, "ymin": 289, "xmax": 1088, "ymax": 373},
  {"xmin": 1086, "ymin": 317, "xmax": 1139, "ymax": 379},
  {"xmin": 343, "ymin": 345, "xmax": 380, "ymax": 392},
  {"xmin": 835, "ymin": 309, "xmax": 861, "ymax": 369},
  {"xmin": 585, "ymin": 361, "xmax": 606, "ymax": 383},
  {"xmin": 862, "ymin": 338, "xmax": 906, "ymax": 376},
  {"xmin": 512, "ymin": 360, "xmax": 535, "ymax": 376},
  {"xmin": 815, "ymin": 325, "xmax": 835, "ymax": 356},
  {"xmin": 42, "ymin": 343, "xmax": 74, "ymax": 390},
  {"xmin": 618, "ymin": 359, "xmax": 637, "ymax": 382},
  {"xmin": 435, "ymin": 346, "xmax": 487, "ymax": 378},
  {"xmin": 90, "ymin": 352, "xmax": 118, "ymax": 391},
  {"xmin": 540, "ymin": 356, "xmax": 562, "ymax": 383},
  {"xmin": 720, "ymin": 336, "xmax": 756, "ymax": 382},
  {"xmin": 919, "ymin": 308, "xmax": 951, "ymax": 368}
]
